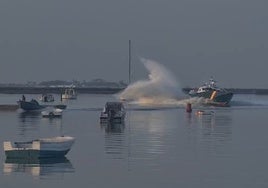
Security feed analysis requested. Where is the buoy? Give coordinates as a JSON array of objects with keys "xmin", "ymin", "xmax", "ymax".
[{"xmin": 186, "ymin": 103, "xmax": 192, "ymax": 113}]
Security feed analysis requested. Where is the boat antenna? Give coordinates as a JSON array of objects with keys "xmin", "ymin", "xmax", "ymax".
[{"xmin": 128, "ymin": 40, "xmax": 131, "ymax": 85}]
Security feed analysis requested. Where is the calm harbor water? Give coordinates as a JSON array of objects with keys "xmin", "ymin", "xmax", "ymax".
[{"xmin": 1, "ymin": 93, "xmax": 268, "ymax": 187}]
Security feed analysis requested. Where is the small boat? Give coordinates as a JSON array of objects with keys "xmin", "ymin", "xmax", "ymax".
[
  {"xmin": 17, "ymin": 99, "xmax": 46, "ymax": 111},
  {"xmin": 39, "ymin": 94, "xmax": 54, "ymax": 102},
  {"xmin": 100, "ymin": 102, "xmax": 126, "ymax": 124},
  {"xmin": 188, "ymin": 77, "xmax": 233, "ymax": 106},
  {"xmin": 61, "ymin": 88, "xmax": 77, "ymax": 100},
  {"xmin": 3, "ymin": 136, "xmax": 75, "ymax": 159},
  {"xmin": 41, "ymin": 108, "xmax": 63, "ymax": 118}
]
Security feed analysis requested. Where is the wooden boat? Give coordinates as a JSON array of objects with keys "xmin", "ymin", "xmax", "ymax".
[
  {"xmin": 100, "ymin": 102, "xmax": 126, "ymax": 124},
  {"xmin": 3, "ymin": 136, "xmax": 75, "ymax": 158}
]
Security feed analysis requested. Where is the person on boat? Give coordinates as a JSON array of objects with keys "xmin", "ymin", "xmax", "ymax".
[
  {"xmin": 22, "ymin": 95, "xmax": 26, "ymax": 101},
  {"xmin": 44, "ymin": 95, "xmax": 48, "ymax": 102}
]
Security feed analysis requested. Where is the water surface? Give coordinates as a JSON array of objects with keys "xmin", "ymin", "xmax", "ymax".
[{"xmin": 1, "ymin": 94, "xmax": 268, "ymax": 187}]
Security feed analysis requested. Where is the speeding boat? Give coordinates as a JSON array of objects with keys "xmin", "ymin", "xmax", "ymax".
[{"xmin": 188, "ymin": 77, "xmax": 233, "ymax": 106}]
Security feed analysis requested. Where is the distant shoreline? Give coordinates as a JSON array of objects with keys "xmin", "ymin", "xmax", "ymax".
[
  {"xmin": 0, "ymin": 86, "xmax": 268, "ymax": 95},
  {"xmin": 0, "ymin": 86, "xmax": 125, "ymax": 94}
]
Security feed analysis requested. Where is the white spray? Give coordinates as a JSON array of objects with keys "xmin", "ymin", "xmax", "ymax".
[{"xmin": 118, "ymin": 58, "xmax": 188, "ymax": 106}]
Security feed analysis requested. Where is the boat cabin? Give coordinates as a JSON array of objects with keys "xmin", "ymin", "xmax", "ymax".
[
  {"xmin": 39, "ymin": 94, "xmax": 54, "ymax": 102},
  {"xmin": 100, "ymin": 102, "xmax": 125, "ymax": 124},
  {"xmin": 61, "ymin": 88, "xmax": 77, "ymax": 100}
]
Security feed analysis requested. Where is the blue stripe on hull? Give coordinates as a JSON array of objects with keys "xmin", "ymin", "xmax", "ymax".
[{"xmin": 5, "ymin": 149, "xmax": 70, "ymax": 159}]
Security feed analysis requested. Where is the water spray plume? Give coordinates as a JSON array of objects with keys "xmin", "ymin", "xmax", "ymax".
[{"xmin": 118, "ymin": 58, "xmax": 184, "ymax": 105}]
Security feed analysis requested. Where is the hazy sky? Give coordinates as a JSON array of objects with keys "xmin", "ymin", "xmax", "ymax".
[{"xmin": 0, "ymin": 0, "xmax": 267, "ymax": 88}]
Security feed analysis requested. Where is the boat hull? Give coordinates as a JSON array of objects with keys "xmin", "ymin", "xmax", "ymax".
[
  {"xmin": 189, "ymin": 90, "xmax": 233, "ymax": 105},
  {"xmin": 4, "ymin": 136, "xmax": 75, "ymax": 159},
  {"xmin": 61, "ymin": 95, "xmax": 77, "ymax": 100},
  {"xmin": 41, "ymin": 109, "xmax": 63, "ymax": 118},
  {"xmin": 17, "ymin": 100, "xmax": 45, "ymax": 111},
  {"xmin": 5, "ymin": 149, "xmax": 70, "ymax": 159}
]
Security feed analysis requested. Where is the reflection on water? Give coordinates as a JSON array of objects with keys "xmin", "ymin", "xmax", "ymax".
[
  {"xmin": 2, "ymin": 94, "xmax": 268, "ymax": 187},
  {"xmin": 18, "ymin": 111, "xmax": 41, "ymax": 122},
  {"xmin": 101, "ymin": 110, "xmax": 172, "ymax": 166},
  {"xmin": 101, "ymin": 122, "xmax": 126, "ymax": 160},
  {"xmin": 3, "ymin": 157, "xmax": 74, "ymax": 178},
  {"xmin": 101, "ymin": 109, "xmax": 185, "ymax": 170},
  {"xmin": 17, "ymin": 110, "xmax": 64, "ymax": 137},
  {"xmin": 126, "ymin": 110, "xmax": 173, "ymax": 171},
  {"xmin": 185, "ymin": 109, "xmax": 233, "ymax": 157},
  {"xmin": 41, "ymin": 116, "xmax": 63, "ymax": 127},
  {"xmin": 17, "ymin": 111, "xmax": 42, "ymax": 136},
  {"xmin": 101, "ymin": 122, "xmax": 125, "ymax": 133}
]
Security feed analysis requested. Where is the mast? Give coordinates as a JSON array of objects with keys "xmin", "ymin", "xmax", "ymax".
[{"xmin": 128, "ymin": 40, "xmax": 131, "ymax": 84}]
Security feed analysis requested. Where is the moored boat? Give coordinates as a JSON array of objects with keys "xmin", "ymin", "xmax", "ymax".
[
  {"xmin": 100, "ymin": 102, "xmax": 126, "ymax": 124},
  {"xmin": 41, "ymin": 108, "xmax": 63, "ymax": 118},
  {"xmin": 39, "ymin": 94, "xmax": 55, "ymax": 102},
  {"xmin": 17, "ymin": 99, "xmax": 46, "ymax": 111},
  {"xmin": 188, "ymin": 77, "xmax": 233, "ymax": 106},
  {"xmin": 3, "ymin": 136, "xmax": 75, "ymax": 158},
  {"xmin": 61, "ymin": 88, "xmax": 77, "ymax": 100}
]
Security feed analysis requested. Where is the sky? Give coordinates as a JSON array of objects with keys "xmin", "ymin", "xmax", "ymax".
[{"xmin": 0, "ymin": 0, "xmax": 268, "ymax": 88}]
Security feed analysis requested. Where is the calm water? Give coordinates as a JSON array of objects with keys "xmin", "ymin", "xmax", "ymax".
[{"xmin": 1, "ymin": 93, "xmax": 268, "ymax": 187}]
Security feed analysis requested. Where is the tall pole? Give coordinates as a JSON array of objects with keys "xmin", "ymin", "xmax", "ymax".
[
  {"xmin": 128, "ymin": 40, "xmax": 132, "ymax": 171},
  {"xmin": 128, "ymin": 40, "xmax": 131, "ymax": 85}
]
